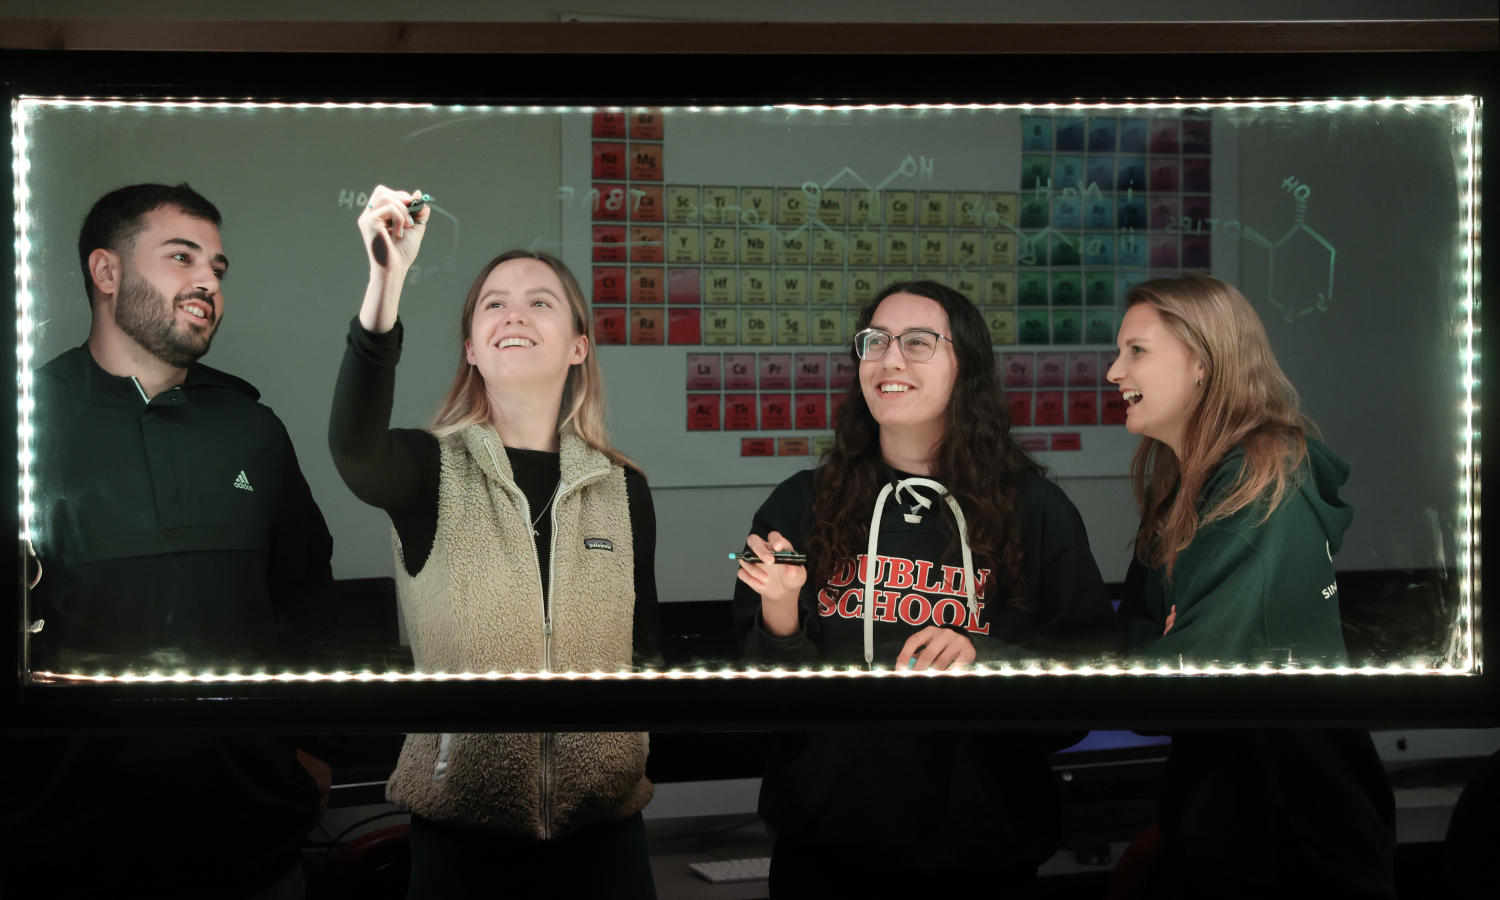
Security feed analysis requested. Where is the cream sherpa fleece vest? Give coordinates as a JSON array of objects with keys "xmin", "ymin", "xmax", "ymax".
[{"xmin": 386, "ymin": 425, "xmax": 652, "ymax": 839}]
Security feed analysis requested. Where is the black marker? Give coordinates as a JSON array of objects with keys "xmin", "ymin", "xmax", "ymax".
[
  {"xmin": 729, "ymin": 547, "xmax": 807, "ymax": 565},
  {"xmin": 407, "ymin": 193, "xmax": 430, "ymax": 221}
]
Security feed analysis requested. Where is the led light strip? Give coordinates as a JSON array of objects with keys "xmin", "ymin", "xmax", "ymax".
[
  {"xmin": 13, "ymin": 96, "xmax": 1482, "ymax": 681},
  {"xmin": 29, "ymin": 659, "xmax": 1467, "ymax": 685}
]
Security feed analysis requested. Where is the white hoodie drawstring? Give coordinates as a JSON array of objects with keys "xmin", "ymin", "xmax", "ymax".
[{"xmin": 862, "ymin": 477, "xmax": 977, "ymax": 669}]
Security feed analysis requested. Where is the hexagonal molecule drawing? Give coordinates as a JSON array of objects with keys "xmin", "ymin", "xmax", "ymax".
[{"xmin": 1243, "ymin": 177, "xmax": 1336, "ymax": 322}]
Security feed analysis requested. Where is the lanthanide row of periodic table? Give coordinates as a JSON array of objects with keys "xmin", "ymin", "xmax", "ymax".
[{"xmin": 587, "ymin": 108, "xmax": 1210, "ymax": 453}]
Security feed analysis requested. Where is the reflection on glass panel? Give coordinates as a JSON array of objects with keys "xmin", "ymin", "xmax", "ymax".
[{"xmin": 13, "ymin": 98, "xmax": 1478, "ymax": 684}]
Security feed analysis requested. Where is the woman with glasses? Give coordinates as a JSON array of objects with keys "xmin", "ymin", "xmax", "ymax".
[{"xmin": 732, "ymin": 280, "xmax": 1120, "ymax": 898}]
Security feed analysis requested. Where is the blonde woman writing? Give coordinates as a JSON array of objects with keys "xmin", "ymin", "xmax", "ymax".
[{"xmin": 329, "ymin": 185, "xmax": 661, "ymax": 899}]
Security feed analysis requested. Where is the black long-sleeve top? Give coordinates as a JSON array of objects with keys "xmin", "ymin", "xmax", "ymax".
[{"xmin": 328, "ymin": 317, "xmax": 662, "ymax": 668}]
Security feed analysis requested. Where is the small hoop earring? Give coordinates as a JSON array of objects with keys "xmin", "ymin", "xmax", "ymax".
[{"xmin": 1195, "ymin": 378, "xmax": 1202, "ymax": 387}]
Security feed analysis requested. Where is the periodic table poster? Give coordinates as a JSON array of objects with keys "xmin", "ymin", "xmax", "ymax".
[{"xmin": 559, "ymin": 107, "xmax": 1232, "ymax": 487}]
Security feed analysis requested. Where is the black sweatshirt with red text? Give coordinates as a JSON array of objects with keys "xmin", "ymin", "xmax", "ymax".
[{"xmin": 732, "ymin": 466, "xmax": 1120, "ymax": 871}]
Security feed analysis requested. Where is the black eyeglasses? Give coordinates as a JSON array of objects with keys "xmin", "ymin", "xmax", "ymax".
[{"xmin": 853, "ymin": 328, "xmax": 954, "ymax": 362}]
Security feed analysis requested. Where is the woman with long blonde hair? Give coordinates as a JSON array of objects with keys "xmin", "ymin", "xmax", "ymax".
[
  {"xmin": 329, "ymin": 185, "xmax": 660, "ymax": 898},
  {"xmin": 1108, "ymin": 275, "xmax": 1395, "ymax": 898}
]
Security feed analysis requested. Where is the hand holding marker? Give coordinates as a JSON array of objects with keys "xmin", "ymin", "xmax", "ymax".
[
  {"xmin": 728, "ymin": 546, "xmax": 807, "ymax": 565},
  {"xmin": 361, "ymin": 186, "xmax": 431, "ymax": 269}
]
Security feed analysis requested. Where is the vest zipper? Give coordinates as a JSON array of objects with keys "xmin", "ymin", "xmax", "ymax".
[
  {"xmin": 537, "ymin": 467, "xmax": 606, "ymax": 840},
  {"xmin": 130, "ymin": 376, "xmax": 150, "ymax": 403},
  {"xmin": 480, "ymin": 439, "xmax": 610, "ymax": 839}
]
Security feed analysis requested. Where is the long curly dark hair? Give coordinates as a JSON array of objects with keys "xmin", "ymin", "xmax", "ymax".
[{"xmin": 805, "ymin": 280, "xmax": 1042, "ymax": 607}]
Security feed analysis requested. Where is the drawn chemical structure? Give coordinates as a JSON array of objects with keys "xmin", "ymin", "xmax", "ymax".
[{"xmin": 1239, "ymin": 177, "xmax": 1335, "ymax": 321}]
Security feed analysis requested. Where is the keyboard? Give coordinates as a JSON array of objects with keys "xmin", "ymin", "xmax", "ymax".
[{"xmin": 686, "ymin": 856, "xmax": 772, "ymax": 884}]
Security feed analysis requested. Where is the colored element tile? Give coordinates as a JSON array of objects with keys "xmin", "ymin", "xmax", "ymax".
[
  {"xmin": 1149, "ymin": 158, "xmax": 1179, "ymax": 192},
  {"xmin": 1067, "ymin": 391, "xmax": 1098, "ymax": 425},
  {"xmin": 592, "ymin": 225, "xmax": 628, "ymax": 263},
  {"xmin": 760, "ymin": 394, "xmax": 792, "ymax": 430},
  {"xmin": 795, "ymin": 353, "xmax": 829, "ymax": 389},
  {"xmin": 630, "ymin": 308, "xmax": 664, "ymax": 345},
  {"xmin": 830, "ymin": 357, "xmax": 856, "ymax": 390},
  {"xmin": 665, "ymin": 227, "xmax": 699, "ymax": 263},
  {"xmin": 1051, "ymin": 273, "xmax": 1083, "ymax": 306},
  {"xmin": 593, "ymin": 184, "xmax": 628, "ymax": 221},
  {"xmin": 724, "ymin": 395, "xmax": 757, "ymax": 430},
  {"xmin": 1087, "ymin": 117, "xmax": 1117, "ymax": 153},
  {"xmin": 1085, "ymin": 272, "xmax": 1116, "ymax": 306},
  {"xmin": 1036, "ymin": 352, "xmax": 1066, "ymax": 387},
  {"xmin": 1068, "ymin": 352, "xmax": 1098, "ymax": 387},
  {"xmin": 593, "ymin": 308, "xmax": 627, "ymax": 345},
  {"xmin": 668, "ymin": 268, "xmax": 701, "ymax": 304},
  {"xmin": 592, "ymin": 110, "xmax": 627, "ymax": 138},
  {"xmin": 668, "ymin": 309, "xmax": 701, "ymax": 345},
  {"xmin": 1035, "ymin": 391, "xmax": 1065, "ymax": 426},
  {"xmin": 686, "ymin": 394, "xmax": 720, "ymax": 431},
  {"xmin": 629, "ymin": 108, "xmax": 664, "ymax": 140},
  {"xmin": 1021, "ymin": 116, "xmax": 1053, "ymax": 151},
  {"xmin": 593, "ymin": 266, "xmax": 626, "ymax": 304},
  {"xmin": 1007, "ymin": 392, "xmax": 1033, "ymax": 426},
  {"xmin": 629, "ymin": 143, "xmax": 663, "ymax": 181},
  {"xmin": 1018, "ymin": 309, "xmax": 1051, "ymax": 344},
  {"xmin": 1052, "ymin": 310, "xmax": 1083, "ymax": 344},
  {"xmin": 703, "ymin": 268, "xmax": 736, "ymax": 304},
  {"xmin": 1184, "ymin": 158, "xmax": 1211, "ymax": 192},
  {"xmin": 1085, "ymin": 310, "xmax": 1118, "ymax": 345},
  {"xmin": 724, "ymin": 354, "xmax": 756, "ymax": 390},
  {"xmin": 985, "ymin": 310, "xmax": 1017, "ymax": 345},
  {"xmin": 665, "ymin": 185, "xmax": 699, "ymax": 223},
  {"xmin": 739, "ymin": 309, "xmax": 772, "ymax": 345},
  {"xmin": 1003, "ymin": 352, "xmax": 1034, "ymax": 389},
  {"xmin": 759, "ymin": 353, "xmax": 792, "ymax": 389},
  {"xmin": 630, "ymin": 185, "xmax": 664, "ymax": 222},
  {"xmin": 795, "ymin": 394, "xmax": 828, "ymax": 430},
  {"xmin": 592, "ymin": 142, "xmax": 626, "ymax": 179},
  {"xmin": 703, "ymin": 309, "xmax": 737, "ymax": 345},
  {"xmin": 630, "ymin": 226, "xmax": 664, "ymax": 264},
  {"xmin": 776, "ymin": 309, "xmax": 808, "ymax": 345},
  {"xmin": 631, "ymin": 267, "xmax": 664, "ymax": 303}
]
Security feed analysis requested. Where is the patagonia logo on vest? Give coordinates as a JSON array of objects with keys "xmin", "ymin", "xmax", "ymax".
[{"xmin": 584, "ymin": 538, "xmax": 614, "ymax": 552}]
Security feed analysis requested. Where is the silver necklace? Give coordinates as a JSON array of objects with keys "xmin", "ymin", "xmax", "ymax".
[{"xmin": 530, "ymin": 482, "xmax": 563, "ymax": 537}]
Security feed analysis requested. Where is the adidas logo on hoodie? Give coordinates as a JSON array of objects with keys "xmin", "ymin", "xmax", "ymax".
[{"xmin": 233, "ymin": 471, "xmax": 253, "ymax": 492}]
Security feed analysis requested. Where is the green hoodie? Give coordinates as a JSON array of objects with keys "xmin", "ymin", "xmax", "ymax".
[{"xmin": 1122, "ymin": 437, "xmax": 1354, "ymax": 668}]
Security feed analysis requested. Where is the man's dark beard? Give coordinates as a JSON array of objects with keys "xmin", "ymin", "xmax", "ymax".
[{"xmin": 114, "ymin": 268, "xmax": 217, "ymax": 368}]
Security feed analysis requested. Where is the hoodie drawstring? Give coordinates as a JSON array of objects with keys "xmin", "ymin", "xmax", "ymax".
[{"xmin": 862, "ymin": 477, "xmax": 977, "ymax": 669}]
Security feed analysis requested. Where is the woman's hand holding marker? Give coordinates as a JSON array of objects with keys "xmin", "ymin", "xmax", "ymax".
[
  {"xmin": 358, "ymin": 184, "xmax": 430, "ymax": 272},
  {"xmin": 899, "ymin": 625, "xmax": 977, "ymax": 672},
  {"xmin": 357, "ymin": 185, "xmax": 431, "ymax": 335},
  {"xmin": 736, "ymin": 531, "xmax": 806, "ymax": 638}
]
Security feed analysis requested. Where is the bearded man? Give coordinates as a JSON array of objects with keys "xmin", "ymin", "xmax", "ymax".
[{"xmin": 3, "ymin": 184, "xmax": 335, "ymax": 899}]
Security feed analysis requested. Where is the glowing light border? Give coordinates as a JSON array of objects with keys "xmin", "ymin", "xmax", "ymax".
[{"xmin": 11, "ymin": 95, "xmax": 1482, "ymax": 685}]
